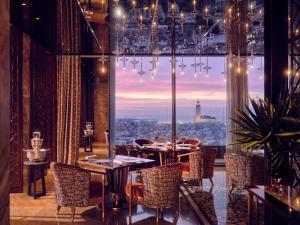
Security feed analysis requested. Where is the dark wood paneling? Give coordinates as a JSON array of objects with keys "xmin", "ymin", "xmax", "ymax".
[
  {"xmin": 0, "ymin": 0, "xmax": 10, "ymax": 223},
  {"xmin": 10, "ymin": 26, "xmax": 24, "ymax": 193},
  {"xmin": 264, "ymin": 0, "xmax": 289, "ymax": 102},
  {"xmin": 30, "ymin": 42, "xmax": 57, "ymax": 162}
]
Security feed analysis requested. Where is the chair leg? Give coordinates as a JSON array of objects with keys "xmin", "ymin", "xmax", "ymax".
[
  {"xmin": 199, "ymin": 179, "xmax": 203, "ymax": 186},
  {"xmin": 229, "ymin": 185, "xmax": 234, "ymax": 195},
  {"xmin": 160, "ymin": 207, "xmax": 163, "ymax": 219},
  {"xmin": 209, "ymin": 177, "xmax": 214, "ymax": 186},
  {"xmin": 71, "ymin": 207, "xmax": 76, "ymax": 222},
  {"xmin": 156, "ymin": 208, "xmax": 160, "ymax": 223},
  {"xmin": 129, "ymin": 174, "xmax": 132, "ymax": 224},
  {"xmin": 56, "ymin": 205, "xmax": 61, "ymax": 215}
]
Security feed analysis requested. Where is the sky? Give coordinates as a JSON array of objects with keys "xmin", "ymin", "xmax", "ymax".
[{"xmin": 116, "ymin": 56, "xmax": 264, "ymax": 122}]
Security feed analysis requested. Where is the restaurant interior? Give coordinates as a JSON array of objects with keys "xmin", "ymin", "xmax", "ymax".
[{"xmin": 1, "ymin": 0, "xmax": 300, "ymax": 225}]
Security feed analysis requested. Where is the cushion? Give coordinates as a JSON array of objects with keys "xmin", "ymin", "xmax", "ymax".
[{"xmin": 125, "ymin": 182, "xmax": 144, "ymax": 204}]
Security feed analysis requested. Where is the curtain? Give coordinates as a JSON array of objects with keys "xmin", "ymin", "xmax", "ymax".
[
  {"xmin": 226, "ymin": 57, "xmax": 248, "ymax": 148},
  {"xmin": 57, "ymin": 55, "xmax": 81, "ymax": 165},
  {"xmin": 56, "ymin": 0, "xmax": 81, "ymax": 164},
  {"xmin": 225, "ymin": 0, "xmax": 249, "ymax": 149}
]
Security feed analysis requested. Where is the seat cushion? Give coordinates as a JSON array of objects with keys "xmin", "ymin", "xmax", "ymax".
[
  {"xmin": 182, "ymin": 162, "xmax": 190, "ymax": 173},
  {"xmin": 125, "ymin": 182, "xmax": 144, "ymax": 204}
]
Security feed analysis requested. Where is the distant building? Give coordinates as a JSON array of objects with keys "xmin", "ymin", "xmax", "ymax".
[
  {"xmin": 194, "ymin": 100, "xmax": 217, "ymax": 123},
  {"xmin": 195, "ymin": 100, "xmax": 201, "ymax": 123}
]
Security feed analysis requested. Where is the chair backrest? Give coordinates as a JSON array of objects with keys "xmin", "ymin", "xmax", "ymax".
[
  {"xmin": 224, "ymin": 153, "xmax": 254, "ymax": 190},
  {"xmin": 50, "ymin": 162, "xmax": 90, "ymax": 207},
  {"xmin": 188, "ymin": 151, "xmax": 204, "ymax": 180},
  {"xmin": 115, "ymin": 145, "xmax": 138, "ymax": 157},
  {"xmin": 177, "ymin": 138, "xmax": 201, "ymax": 147},
  {"xmin": 134, "ymin": 138, "xmax": 154, "ymax": 149},
  {"xmin": 141, "ymin": 163, "xmax": 183, "ymax": 208},
  {"xmin": 201, "ymin": 148, "xmax": 217, "ymax": 179}
]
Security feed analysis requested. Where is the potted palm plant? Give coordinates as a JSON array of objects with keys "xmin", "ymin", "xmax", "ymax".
[{"xmin": 231, "ymin": 82, "xmax": 300, "ymax": 185}]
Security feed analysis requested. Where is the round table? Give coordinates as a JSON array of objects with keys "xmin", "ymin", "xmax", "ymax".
[{"xmin": 24, "ymin": 161, "xmax": 48, "ymax": 199}]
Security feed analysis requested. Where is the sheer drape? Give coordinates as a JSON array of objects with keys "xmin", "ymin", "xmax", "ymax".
[
  {"xmin": 226, "ymin": 57, "xmax": 248, "ymax": 148},
  {"xmin": 225, "ymin": 0, "xmax": 249, "ymax": 149}
]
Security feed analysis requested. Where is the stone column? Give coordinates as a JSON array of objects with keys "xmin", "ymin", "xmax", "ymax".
[{"xmin": 0, "ymin": 0, "xmax": 10, "ymax": 224}]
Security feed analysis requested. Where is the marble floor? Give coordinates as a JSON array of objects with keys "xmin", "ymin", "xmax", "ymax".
[
  {"xmin": 10, "ymin": 191, "xmax": 200, "ymax": 225},
  {"xmin": 11, "ymin": 162, "xmax": 201, "ymax": 225},
  {"xmin": 12, "ymin": 147, "xmax": 234, "ymax": 225}
]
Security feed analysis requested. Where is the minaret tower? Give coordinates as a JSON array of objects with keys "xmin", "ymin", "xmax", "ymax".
[{"xmin": 195, "ymin": 100, "xmax": 201, "ymax": 123}]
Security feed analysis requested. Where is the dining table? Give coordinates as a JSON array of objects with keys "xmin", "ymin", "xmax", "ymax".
[
  {"xmin": 77, "ymin": 155, "xmax": 155, "ymax": 209},
  {"xmin": 141, "ymin": 142, "xmax": 199, "ymax": 165}
]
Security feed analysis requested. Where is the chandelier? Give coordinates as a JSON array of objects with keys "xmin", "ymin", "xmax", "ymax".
[{"xmin": 111, "ymin": 0, "xmax": 264, "ymax": 81}]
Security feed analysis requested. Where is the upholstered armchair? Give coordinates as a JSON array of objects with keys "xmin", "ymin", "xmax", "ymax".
[
  {"xmin": 126, "ymin": 163, "xmax": 183, "ymax": 223},
  {"xmin": 50, "ymin": 162, "xmax": 105, "ymax": 221},
  {"xmin": 178, "ymin": 148, "xmax": 217, "ymax": 186},
  {"xmin": 224, "ymin": 152, "xmax": 265, "ymax": 194}
]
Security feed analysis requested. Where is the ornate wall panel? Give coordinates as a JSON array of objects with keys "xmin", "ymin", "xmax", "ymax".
[
  {"xmin": 10, "ymin": 26, "xmax": 24, "ymax": 193},
  {"xmin": 0, "ymin": 0, "xmax": 10, "ymax": 223}
]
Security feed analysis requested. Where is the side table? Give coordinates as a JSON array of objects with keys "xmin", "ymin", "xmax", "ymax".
[
  {"xmin": 24, "ymin": 161, "xmax": 48, "ymax": 199},
  {"xmin": 84, "ymin": 135, "xmax": 93, "ymax": 152}
]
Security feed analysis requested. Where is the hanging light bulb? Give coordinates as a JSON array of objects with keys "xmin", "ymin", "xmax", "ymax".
[
  {"xmin": 101, "ymin": 61, "xmax": 106, "ymax": 73},
  {"xmin": 130, "ymin": 56, "xmax": 139, "ymax": 73},
  {"xmin": 116, "ymin": 57, "xmax": 119, "ymax": 66}
]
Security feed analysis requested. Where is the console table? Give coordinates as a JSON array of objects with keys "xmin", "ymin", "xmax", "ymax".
[
  {"xmin": 247, "ymin": 185, "xmax": 300, "ymax": 225},
  {"xmin": 24, "ymin": 161, "xmax": 48, "ymax": 199}
]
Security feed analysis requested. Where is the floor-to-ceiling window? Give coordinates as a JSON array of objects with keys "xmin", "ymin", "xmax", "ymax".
[
  {"xmin": 115, "ymin": 56, "xmax": 264, "ymax": 147},
  {"xmin": 112, "ymin": 0, "xmax": 264, "ymax": 157},
  {"xmin": 115, "ymin": 57, "xmax": 172, "ymax": 144}
]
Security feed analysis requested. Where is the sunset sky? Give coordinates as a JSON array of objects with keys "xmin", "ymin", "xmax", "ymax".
[{"xmin": 116, "ymin": 56, "xmax": 264, "ymax": 122}]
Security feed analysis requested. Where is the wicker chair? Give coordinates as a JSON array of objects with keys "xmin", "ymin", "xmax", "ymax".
[
  {"xmin": 178, "ymin": 148, "xmax": 217, "ymax": 186},
  {"xmin": 224, "ymin": 152, "xmax": 265, "ymax": 194},
  {"xmin": 50, "ymin": 162, "xmax": 105, "ymax": 221},
  {"xmin": 126, "ymin": 163, "xmax": 183, "ymax": 223},
  {"xmin": 133, "ymin": 138, "xmax": 156, "ymax": 159},
  {"xmin": 177, "ymin": 138, "xmax": 202, "ymax": 148}
]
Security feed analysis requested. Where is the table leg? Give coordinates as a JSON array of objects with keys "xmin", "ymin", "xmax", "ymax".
[
  {"xmin": 28, "ymin": 166, "xmax": 32, "ymax": 195},
  {"xmin": 41, "ymin": 165, "xmax": 46, "ymax": 195},
  {"xmin": 248, "ymin": 192, "xmax": 253, "ymax": 225},
  {"xmin": 159, "ymin": 152, "xmax": 163, "ymax": 166},
  {"xmin": 33, "ymin": 167, "xmax": 37, "ymax": 199},
  {"xmin": 90, "ymin": 137, "xmax": 93, "ymax": 151},
  {"xmin": 256, "ymin": 198, "xmax": 259, "ymax": 225}
]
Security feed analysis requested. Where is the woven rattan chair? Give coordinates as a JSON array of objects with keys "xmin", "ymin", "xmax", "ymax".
[
  {"xmin": 126, "ymin": 163, "xmax": 183, "ymax": 223},
  {"xmin": 177, "ymin": 138, "xmax": 202, "ymax": 148},
  {"xmin": 50, "ymin": 162, "xmax": 105, "ymax": 221},
  {"xmin": 133, "ymin": 138, "xmax": 156, "ymax": 159},
  {"xmin": 178, "ymin": 148, "xmax": 217, "ymax": 186},
  {"xmin": 224, "ymin": 152, "xmax": 265, "ymax": 194}
]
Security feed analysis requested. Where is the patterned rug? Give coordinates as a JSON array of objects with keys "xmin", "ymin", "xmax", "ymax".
[{"xmin": 180, "ymin": 171, "xmax": 264, "ymax": 225}]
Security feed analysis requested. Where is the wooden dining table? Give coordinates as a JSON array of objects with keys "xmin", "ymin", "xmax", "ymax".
[
  {"xmin": 77, "ymin": 155, "xmax": 155, "ymax": 209},
  {"xmin": 141, "ymin": 142, "xmax": 199, "ymax": 165}
]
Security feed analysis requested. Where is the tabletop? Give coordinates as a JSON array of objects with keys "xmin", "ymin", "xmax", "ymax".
[
  {"xmin": 77, "ymin": 155, "xmax": 155, "ymax": 171},
  {"xmin": 24, "ymin": 161, "xmax": 49, "ymax": 166},
  {"xmin": 142, "ymin": 143, "xmax": 198, "ymax": 152}
]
